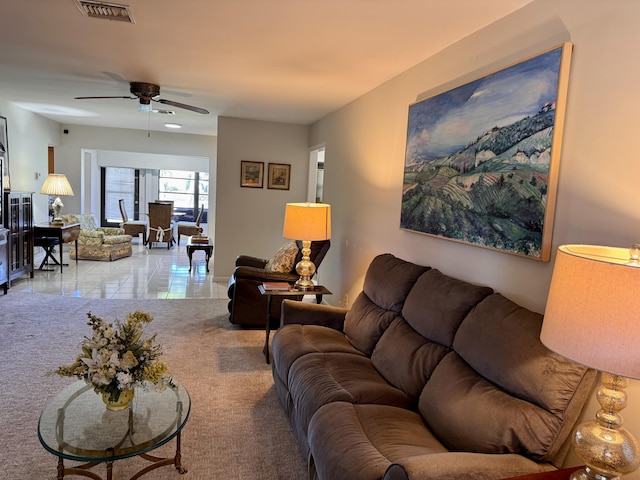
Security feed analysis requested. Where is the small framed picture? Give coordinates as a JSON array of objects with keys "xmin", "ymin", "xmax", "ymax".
[
  {"xmin": 267, "ymin": 163, "xmax": 291, "ymax": 190},
  {"xmin": 240, "ymin": 161, "xmax": 264, "ymax": 188}
]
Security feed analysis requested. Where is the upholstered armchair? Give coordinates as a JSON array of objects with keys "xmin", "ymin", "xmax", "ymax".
[
  {"xmin": 227, "ymin": 240, "xmax": 330, "ymax": 328},
  {"xmin": 59, "ymin": 213, "xmax": 132, "ymax": 261}
]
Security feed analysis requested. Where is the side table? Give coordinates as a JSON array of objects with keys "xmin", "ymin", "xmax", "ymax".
[
  {"xmin": 258, "ymin": 284, "xmax": 331, "ymax": 364},
  {"xmin": 501, "ymin": 466, "xmax": 584, "ymax": 480},
  {"xmin": 186, "ymin": 237, "xmax": 213, "ymax": 272},
  {"xmin": 34, "ymin": 222, "xmax": 80, "ymax": 273}
]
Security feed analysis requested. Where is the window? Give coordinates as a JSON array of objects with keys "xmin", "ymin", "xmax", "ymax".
[
  {"xmin": 159, "ymin": 170, "xmax": 208, "ymax": 221},
  {"xmin": 101, "ymin": 167, "xmax": 139, "ymax": 225}
]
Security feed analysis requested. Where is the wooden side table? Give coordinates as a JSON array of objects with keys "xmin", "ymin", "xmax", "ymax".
[
  {"xmin": 34, "ymin": 222, "xmax": 80, "ymax": 273},
  {"xmin": 258, "ymin": 284, "xmax": 331, "ymax": 364},
  {"xmin": 501, "ymin": 466, "xmax": 583, "ymax": 480},
  {"xmin": 186, "ymin": 237, "xmax": 213, "ymax": 272}
]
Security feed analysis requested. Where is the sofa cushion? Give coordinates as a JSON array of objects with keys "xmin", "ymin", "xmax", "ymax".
[
  {"xmin": 344, "ymin": 254, "xmax": 429, "ymax": 355},
  {"xmin": 420, "ymin": 294, "xmax": 596, "ymax": 463},
  {"xmin": 371, "ymin": 318, "xmax": 449, "ymax": 399},
  {"xmin": 288, "ymin": 352, "xmax": 413, "ymax": 444},
  {"xmin": 102, "ymin": 234, "xmax": 132, "ymax": 246},
  {"xmin": 272, "ymin": 324, "xmax": 365, "ymax": 386},
  {"xmin": 420, "ymin": 353, "xmax": 560, "ymax": 460},
  {"xmin": 265, "ymin": 241, "xmax": 299, "ymax": 273},
  {"xmin": 344, "ymin": 292, "xmax": 401, "ymax": 356},
  {"xmin": 455, "ymin": 294, "xmax": 590, "ymax": 417},
  {"xmin": 361, "ymin": 254, "xmax": 429, "ymax": 313},
  {"xmin": 402, "ymin": 269, "xmax": 493, "ymax": 347}
]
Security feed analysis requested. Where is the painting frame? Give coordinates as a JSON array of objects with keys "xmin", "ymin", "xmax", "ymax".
[
  {"xmin": 240, "ymin": 161, "xmax": 264, "ymax": 188},
  {"xmin": 267, "ymin": 163, "xmax": 291, "ymax": 190},
  {"xmin": 400, "ymin": 43, "xmax": 572, "ymax": 262},
  {"xmin": 0, "ymin": 116, "xmax": 9, "ymax": 192}
]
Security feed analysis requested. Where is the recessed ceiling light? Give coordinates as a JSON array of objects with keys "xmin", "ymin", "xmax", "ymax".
[{"xmin": 164, "ymin": 123, "xmax": 182, "ymax": 129}]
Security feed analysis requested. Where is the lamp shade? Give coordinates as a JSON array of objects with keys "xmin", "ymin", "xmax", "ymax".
[
  {"xmin": 541, "ymin": 244, "xmax": 640, "ymax": 380},
  {"xmin": 40, "ymin": 173, "xmax": 74, "ymax": 196},
  {"xmin": 283, "ymin": 203, "xmax": 331, "ymax": 241}
]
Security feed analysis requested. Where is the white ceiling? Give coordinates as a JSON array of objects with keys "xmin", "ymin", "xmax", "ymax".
[{"xmin": 0, "ymin": 0, "xmax": 533, "ymax": 136}]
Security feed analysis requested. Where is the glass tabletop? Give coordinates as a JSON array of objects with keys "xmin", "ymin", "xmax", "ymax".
[{"xmin": 38, "ymin": 380, "xmax": 190, "ymax": 463}]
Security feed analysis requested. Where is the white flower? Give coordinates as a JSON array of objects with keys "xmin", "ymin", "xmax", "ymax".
[{"xmin": 116, "ymin": 372, "xmax": 133, "ymax": 388}]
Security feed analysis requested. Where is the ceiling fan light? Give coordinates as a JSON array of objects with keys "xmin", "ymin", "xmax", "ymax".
[{"xmin": 138, "ymin": 103, "xmax": 151, "ymax": 113}]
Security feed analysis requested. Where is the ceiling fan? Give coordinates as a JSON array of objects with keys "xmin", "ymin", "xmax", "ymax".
[{"xmin": 74, "ymin": 82, "xmax": 209, "ymax": 114}]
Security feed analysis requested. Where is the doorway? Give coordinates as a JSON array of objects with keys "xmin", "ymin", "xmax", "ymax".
[{"xmin": 308, "ymin": 146, "xmax": 325, "ymax": 203}]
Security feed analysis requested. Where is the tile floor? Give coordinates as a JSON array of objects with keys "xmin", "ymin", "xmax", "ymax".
[{"xmin": 9, "ymin": 237, "xmax": 228, "ymax": 299}]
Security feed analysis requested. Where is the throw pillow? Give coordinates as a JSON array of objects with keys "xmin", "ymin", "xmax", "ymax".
[{"xmin": 265, "ymin": 241, "xmax": 299, "ymax": 273}]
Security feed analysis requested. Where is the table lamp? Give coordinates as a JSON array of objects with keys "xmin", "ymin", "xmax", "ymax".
[
  {"xmin": 541, "ymin": 244, "xmax": 640, "ymax": 480},
  {"xmin": 40, "ymin": 173, "xmax": 74, "ymax": 223},
  {"xmin": 283, "ymin": 202, "xmax": 331, "ymax": 290}
]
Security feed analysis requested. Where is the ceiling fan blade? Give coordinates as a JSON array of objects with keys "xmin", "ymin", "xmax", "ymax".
[
  {"xmin": 74, "ymin": 96, "xmax": 134, "ymax": 100},
  {"xmin": 157, "ymin": 98, "xmax": 209, "ymax": 114}
]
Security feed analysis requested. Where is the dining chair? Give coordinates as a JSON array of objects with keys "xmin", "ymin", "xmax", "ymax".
[
  {"xmin": 147, "ymin": 202, "xmax": 174, "ymax": 249},
  {"xmin": 118, "ymin": 199, "xmax": 148, "ymax": 245},
  {"xmin": 177, "ymin": 204, "xmax": 204, "ymax": 245}
]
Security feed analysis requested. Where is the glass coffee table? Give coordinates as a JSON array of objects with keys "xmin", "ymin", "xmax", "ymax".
[{"xmin": 38, "ymin": 380, "xmax": 190, "ymax": 480}]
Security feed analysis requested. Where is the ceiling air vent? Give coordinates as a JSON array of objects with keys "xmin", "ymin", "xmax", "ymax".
[{"xmin": 74, "ymin": 0, "xmax": 135, "ymax": 23}]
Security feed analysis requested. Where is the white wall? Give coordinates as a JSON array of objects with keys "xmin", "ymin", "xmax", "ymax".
[
  {"xmin": 213, "ymin": 116, "xmax": 310, "ymax": 280},
  {"xmin": 0, "ymin": 100, "xmax": 60, "ymax": 222},
  {"xmin": 309, "ymin": 0, "xmax": 640, "ymax": 473},
  {"xmin": 53, "ymin": 124, "xmax": 217, "ymax": 225}
]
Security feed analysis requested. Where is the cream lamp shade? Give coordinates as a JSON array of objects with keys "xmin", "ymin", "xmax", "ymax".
[
  {"xmin": 40, "ymin": 173, "xmax": 74, "ymax": 222},
  {"xmin": 282, "ymin": 203, "xmax": 331, "ymax": 290},
  {"xmin": 283, "ymin": 202, "xmax": 331, "ymax": 241},
  {"xmin": 541, "ymin": 244, "xmax": 640, "ymax": 379},
  {"xmin": 541, "ymin": 244, "xmax": 640, "ymax": 480}
]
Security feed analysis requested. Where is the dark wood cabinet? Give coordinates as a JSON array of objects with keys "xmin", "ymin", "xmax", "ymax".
[
  {"xmin": 4, "ymin": 191, "xmax": 34, "ymax": 286},
  {"xmin": 0, "ymin": 159, "xmax": 7, "ymax": 293}
]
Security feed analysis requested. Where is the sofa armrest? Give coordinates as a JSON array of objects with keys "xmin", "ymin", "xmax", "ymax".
[
  {"xmin": 98, "ymin": 227, "xmax": 125, "ymax": 235},
  {"xmin": 235, "ymin": 255, "xmax": 269, "ymax": 268},
  {"xmin": 79, "ymin": 229, "xmax": 105, "ymax": 239},
  {"xmin": 281, "ymin": 299, "xmax": 348, "ymax": 331},
  {"xmin": 233, "ymin": 265, "xmax": 298, "ymax": 283},
  {"xmin": 383, "ymin": 452, "xmax": 555, "ymax": 480}
]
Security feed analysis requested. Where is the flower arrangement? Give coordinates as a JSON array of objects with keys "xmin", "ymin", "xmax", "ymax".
[{"xmin": 57, "ymin": 310, "xmax": 174, "ymax": 403}]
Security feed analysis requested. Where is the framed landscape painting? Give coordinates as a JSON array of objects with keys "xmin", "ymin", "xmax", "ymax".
[
  {"xmin": 240, "ymin": 161, "xmax": 264, "ymax": 188},
  {"xmin": 400, "ymin": 43, "xmax": 572, "ymax": 262},
  {"xmin": 267, "ymin": 163, "xmax": 290, "ymax": 190}
]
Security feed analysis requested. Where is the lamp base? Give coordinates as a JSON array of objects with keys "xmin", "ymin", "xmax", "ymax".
[
  {"xmin": 570, "ymin": 466, "xmax": 618, "ymax": 480},
  {"xmin": 294, "ymin": 240, "xmax": 316, "ymax": 290},
  {"xmin": 569, "ymin": 373, "xmax": 640, "ymax": 480},
  {"xmin": 51, "ymin": 197, "xmax": 64, "ymax": 223}
]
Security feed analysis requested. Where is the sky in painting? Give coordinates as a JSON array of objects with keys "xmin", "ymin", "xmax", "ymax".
[{"xmin": 405, "ymin": 46, "xmax": 563, "ymax": 163}]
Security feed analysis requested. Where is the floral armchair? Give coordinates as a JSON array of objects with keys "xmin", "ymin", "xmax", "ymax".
[{"xmin": 59, "ymin": 213, "xmax": 133, "ymax": 261}]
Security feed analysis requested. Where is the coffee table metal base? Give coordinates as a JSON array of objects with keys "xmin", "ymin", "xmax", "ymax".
[{"xmin": 55, "ymin": 432, "xmax": 187, "ymax": 479}]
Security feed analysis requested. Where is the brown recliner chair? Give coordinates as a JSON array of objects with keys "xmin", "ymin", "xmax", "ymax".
[{"xmin": 227, "ymin": 240, "xmax": 330, "ymax": 328}]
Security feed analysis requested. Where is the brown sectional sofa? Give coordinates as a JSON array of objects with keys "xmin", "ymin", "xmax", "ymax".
[{"xmin": 271, "ymin": 253, "xmax": 597, "ymax": 480}]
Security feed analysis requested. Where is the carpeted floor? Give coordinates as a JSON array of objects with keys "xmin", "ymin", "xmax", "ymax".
[{"xmin": 0, "ymin": 292, "xmax": 307, "ymax": 480}]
